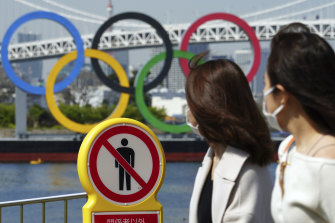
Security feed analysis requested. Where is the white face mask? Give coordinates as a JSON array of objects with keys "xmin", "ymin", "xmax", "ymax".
[
  {"xmin": 262, "ymin": 87, "xmax": 284, "ymax": 131},
  {"xmin": 185, "ymin": 108, "xmax": 201, "ymax": 136}
]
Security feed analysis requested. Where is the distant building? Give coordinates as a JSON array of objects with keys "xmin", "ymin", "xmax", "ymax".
[
  {"xmin": 14, "ymin": 33, "xmax": 45, "ymax": 107},
  {"xmin": 56, "ymin": 61, "xmax": 120, "ymax": 107},
  {"xmin": 150, "ymin": 43, "xmax": 209, "ymax": 93},
  {"xmin": 147, "ymin": 44, "xmax": 208, "ymax": 118},
  {"xmin": 104, "ymin": 50, "xmax": 130, "ymax": 78},
  {"xmin": 59, "ymin": 50, "xmax": 129, "ymax": 107},
  {"xmin": 233, "ymin": 50, "xmax": 253, "ymax": 74},
  {"xmin": 150, "ymin": 89, "xmax": 187, "ymax": 118},
  {"xmin": 233, "ymin": 49, "xmax": 270, "ymax": 98},
  {"xmin": 16, "ymin": 33, "xmax": 43, "ymax": 84},
  {"xmin": 72, "ymin": 85, "xmax": 115, "ymax": 107}
]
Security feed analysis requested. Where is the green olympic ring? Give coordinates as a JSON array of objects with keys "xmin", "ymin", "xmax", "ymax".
[{"xmin": 135, "ymin": 50, "xmax": 204, "ymax": 133}]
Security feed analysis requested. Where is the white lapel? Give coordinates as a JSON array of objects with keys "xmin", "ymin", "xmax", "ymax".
[
  {"xmin": 212, "ymin": 145, "xmax": 249, "ymax": 223},
  {"xmin": 189, "ymin": 148, "xmax": 213, "ymax": 223}
]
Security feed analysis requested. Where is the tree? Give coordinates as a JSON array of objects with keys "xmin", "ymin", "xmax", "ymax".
[
  {"xmin": 0, "ymin": 104, "xmax": 15, "ymax": 127},
  {"xmin": 28, "ymin": 104, "xmax": 57, "ymax": 128},
  {"xmin": 0, "ymin": 67, "xmax": 15, "ymax": 103}
]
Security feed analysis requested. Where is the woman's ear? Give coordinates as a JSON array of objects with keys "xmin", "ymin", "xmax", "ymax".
[
  {"xmin": 275, "ymin": 84, "xmax": 289, "ymax": 105},
  {"xmin": 186, "ymin": 108, "xmax": 198, "ymax": 127}
]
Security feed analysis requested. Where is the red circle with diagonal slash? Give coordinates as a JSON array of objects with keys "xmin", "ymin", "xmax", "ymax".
[{"xmin": 88, "ymin": 124, "xmax": 161, "ymax": 204}]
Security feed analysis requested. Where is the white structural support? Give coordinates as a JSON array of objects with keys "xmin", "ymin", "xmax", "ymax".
[{"xmin": 2, "ymin": 19, "xmax": 335, "ymax": 62}]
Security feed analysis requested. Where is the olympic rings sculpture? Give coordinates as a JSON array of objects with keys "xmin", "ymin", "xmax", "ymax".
[{"xmin": 1, "ymin": 11, "xmax": 261, "ymax": 134}]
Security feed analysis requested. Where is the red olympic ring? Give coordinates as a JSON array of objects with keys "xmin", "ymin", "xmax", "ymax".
[{"xmin": 179, "ymin": 13, "xmax": 261, "ymax": 82}]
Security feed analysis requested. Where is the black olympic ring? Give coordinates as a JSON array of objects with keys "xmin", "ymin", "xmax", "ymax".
[{"xmin": 91, "ymin": 12, "xmax": 173, "ymax": 94}]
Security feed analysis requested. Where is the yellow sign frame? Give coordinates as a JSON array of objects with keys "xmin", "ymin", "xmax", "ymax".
[{"xmin": 77, "ymin": 118, "xmax": 166, "ymax": 223}]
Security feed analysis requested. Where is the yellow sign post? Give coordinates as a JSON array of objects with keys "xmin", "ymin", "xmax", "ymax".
[{"xmin": 78, "ymin": 118, "xmax": 166, "ymax": 223}]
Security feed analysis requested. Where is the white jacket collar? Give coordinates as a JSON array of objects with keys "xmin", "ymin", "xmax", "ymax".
[
  {"xmin": 212, "ymin": 145, "xmax": 249, "ymax": 223},
  {"xmin": 189, "ymin": 145, "xmax": 250, "ymax": 223},
  {"xmin": 215, "ymin": 145, "xmax": 249, "ymax": 181}
]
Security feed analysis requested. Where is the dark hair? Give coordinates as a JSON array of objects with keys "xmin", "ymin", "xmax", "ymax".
[
  {"xmin": 278, "ymin": 22, "xmax": 310, "ymax": 34},
  {"xmin": 271, "ymin": 22, "xmax": 310, "ymax": 50},
  {"xmin": 185, "ymin": 58, "xmax": 274, "ymax": 166},
  {"xmin": 268, "ymin": 32, "xmax": 335, "ymax": 134}
]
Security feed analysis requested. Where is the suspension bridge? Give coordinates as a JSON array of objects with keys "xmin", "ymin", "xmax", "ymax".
[{"xmin": 1, "ymin": 0, "xmax": 335, "ymax": 62}]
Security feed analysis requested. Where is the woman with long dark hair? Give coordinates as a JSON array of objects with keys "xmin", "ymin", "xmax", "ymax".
[
  {"xmin": 265, "ymin": 29, "xmax": 335, "ymax": 222},
  {"xmin": 186, "ymin": 57, "xmax": 274, "ymax": 223}
]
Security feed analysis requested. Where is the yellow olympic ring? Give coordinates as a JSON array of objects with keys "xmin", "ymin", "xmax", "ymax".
[{"xmin": 46, "ymin": 49, "xmax": 130, "ymax": 133}]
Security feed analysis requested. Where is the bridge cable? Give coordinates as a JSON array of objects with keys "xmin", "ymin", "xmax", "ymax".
[
  {"xmin": 41, "ymin": 0, "xmax": 106, "ymax": 21},
  {"xmin": 14, "ymin": 0, "xmax": 103, "ymax": 24},
  {"xmin": 241, "ymin": 0, "xmax": 307, "ymax": 19},
  {"xmin": 266, "ymin": 1, "xmax": 335, "ymax": 21}
]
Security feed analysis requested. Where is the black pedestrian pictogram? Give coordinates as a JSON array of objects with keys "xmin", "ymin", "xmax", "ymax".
[{"xmin": 115, "ymin": 138, "xmax": 135, "ymax": 190}]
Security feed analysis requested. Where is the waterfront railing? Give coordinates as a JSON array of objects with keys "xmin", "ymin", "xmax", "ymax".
[{"xmin": 0, "ymin": 192, "xmax": 87, "ymax": 223}]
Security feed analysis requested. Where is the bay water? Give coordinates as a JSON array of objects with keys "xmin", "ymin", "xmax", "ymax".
[{"xmin": 0, "ymin": 162, "xmax": 277, "ymax": 223}]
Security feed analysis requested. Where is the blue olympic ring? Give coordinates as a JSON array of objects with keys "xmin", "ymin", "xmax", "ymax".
[{"xmin": 1, "ymin": 11, "xmax": 84, "ymax": 95}]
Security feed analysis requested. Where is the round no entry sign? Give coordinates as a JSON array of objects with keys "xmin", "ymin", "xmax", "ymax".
[{"xmin": 78, "ymin": 118, "xmax": 165, "ymax": 207}]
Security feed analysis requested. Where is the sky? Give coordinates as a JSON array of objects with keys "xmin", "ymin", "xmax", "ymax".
[
  {"xmin": 1, "ymin": 0, "xmax": 331, "ymax": 47},
  {"xmin": 0, "ymin": 0, "xmax": 314, "ymax": 37},
  {"xmin": 62, "ymin": 0, "xmax": 290, "ymax": 24},
  {"xmin": 32, "ymin": 0, "xmax": 291, "ymax": 23}
]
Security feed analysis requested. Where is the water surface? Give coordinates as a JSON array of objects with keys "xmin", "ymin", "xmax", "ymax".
[{"xmin": 0, "ymin": 162, "xmax": 276, "ymax": 223}]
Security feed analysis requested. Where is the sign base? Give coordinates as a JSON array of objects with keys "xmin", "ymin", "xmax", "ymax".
[{"xmin": 92, "ymin": 211, "xmax": 160, "ymax": 223}]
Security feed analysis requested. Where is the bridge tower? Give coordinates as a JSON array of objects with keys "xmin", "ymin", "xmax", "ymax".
[
  {"xmin": 107, "ymin": 0, "xmax": 113, "ymax": 18},
  {"xmin": 106, "ymin": 0, "xmax": 113, "ymax": 32}
]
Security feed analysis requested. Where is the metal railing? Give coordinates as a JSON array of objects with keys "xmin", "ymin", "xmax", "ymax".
[{"xmin": 0, "ymin": 192, "xmax": 87, "ymax": 223}]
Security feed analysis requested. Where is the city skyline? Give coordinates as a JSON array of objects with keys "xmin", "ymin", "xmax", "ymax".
[
  {"xmin": 1, "ymin": 0, "xmax": 334, "ymax": 72},
  {"xmin": 0, "ymin": 0, "xmax": 334, "ymax": 135},
  {"xmin": 1, "ymin": 1, "xmax": 335, "ymax": 109}
]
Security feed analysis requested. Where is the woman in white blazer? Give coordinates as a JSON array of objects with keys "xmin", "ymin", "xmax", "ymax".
[{"xmin": 185, "ymin": 57, "xmax": 274, "ymax": 223}]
